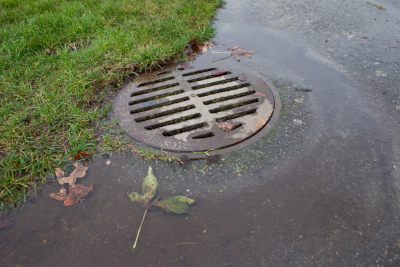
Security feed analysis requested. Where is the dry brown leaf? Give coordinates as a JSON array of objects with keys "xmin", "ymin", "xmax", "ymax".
[
  {"xmin": 162, "ymin": 131, "xmax": 171, "ymax": 136},
  {"xmin": 216, "ymin": 122, "xmax": 240, "ymax": 132},
  {"xmin": 69, "ymin": 184, "xmax": 93, "ymax": 204},
  {"xmin": 211, "ymin": 69, "xmax": 227, "ymax": 77},
  {"xmin": 228, "ymin": 45, "xmax": 238, "ymax": 50},
  {"xmin": 74, "ymin": 152, "xmax": 92, "ymax": 161},
  {"xmin": 186, "ymin": 39, "xmax": 201, "ymax": 57},
  {"xmin": 202, "ymin": 41, "xmax": 215, "ymax": 52},
  {"xmin": 232, "ymin": 48, "xmax": 256, "ymax": 60},
  {"xmin": 64, "ymin": 197, "xmax": 76, "ymax": 207},
  {"xmin": 49, "ymin": 188, "xmax": 69, "ymax": 201},
  {"xmin": 55, "ymin": 162, "xmax": 88, "ymax": 189},
  {"xmin": 238, "ymin": 73, "xmax": 247, "ymax": 81}
]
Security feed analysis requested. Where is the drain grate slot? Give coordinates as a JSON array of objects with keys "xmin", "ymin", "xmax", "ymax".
[
  {"xmin": 130, "ymin": 97, "xmax": 190, "ymax": 114},
  {"xmin": 137, "ymin": 76, "xmax": 175, "ymax": 87},
  {"xmin": 182, "ymin": 68, "xmax": 217, "ymax": 77},
  {"xmin": 187, "ymin": 73, "xmax": 232, "ymax": 83},
  {"xmin": 129, "ymin": 90, "xmax": 184, "ymax": 106},
  {"xmin": 216, "ymin": 109, "xmax": 257, "ymax": 122},
  {"xmin": 135, "ymin": 105, "xmax": 196, "ymax": 122},
  {"xmin": 162, "ymin": 122, "xmax": 208, "ymax": 136},
  {"xmin": 192, "ymin": 77, "xmax": 239, "ymax": 90},
  {"xmin": 203, "ymin": 90, "xmax": 256, "ymax": 105},
  {"xmin": 197, "ymin": 83, "xmax": 251, "ymax": 97},
  {"xmin": 192, "ymin": 132, "xmax": 215, "ymax": 139},
  {"xmin": 209, "ymin": 98, "xmax": 259, "ymax": 114},
  {"xmin": 144, "ymin": 113, "xmax": 201, "ymax": 130},
  {"xmin": 131, "ymin": 83, "xmax": 179, "ymax": 97}
]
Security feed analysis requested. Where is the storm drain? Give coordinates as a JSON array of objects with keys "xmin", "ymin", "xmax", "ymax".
[{"xmin": 114, "ymin": 67, "xmax": 279, "ymax": 154}]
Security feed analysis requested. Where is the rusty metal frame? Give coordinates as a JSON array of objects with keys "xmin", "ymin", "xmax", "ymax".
[{"xmin": 114, "ymin": 64, "xmax": 281, "ymax": 159}]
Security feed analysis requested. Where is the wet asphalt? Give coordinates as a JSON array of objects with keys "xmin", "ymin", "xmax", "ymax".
[{"xmin": 1, "ymin": 0, "xmax": 400, "ymax": 266}]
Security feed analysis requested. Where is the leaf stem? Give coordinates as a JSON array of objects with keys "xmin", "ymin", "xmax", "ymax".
[
  {"xmin": 133, "ymin": 208, "xmax": 148, "ymax": 249},
  {"xmin": 80, "ymin": 199, "xmax": 88, "ymax": 216}
]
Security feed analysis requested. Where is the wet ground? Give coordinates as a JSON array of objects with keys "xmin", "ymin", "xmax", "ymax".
[{"xmin": 2, "ymin": 0, "xmax": 400, "ymax": 266}]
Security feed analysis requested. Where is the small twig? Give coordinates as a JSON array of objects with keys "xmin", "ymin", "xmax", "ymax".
[{"xmin": 212, "ymin": 55, "xmax": 232, "ymax": 63}]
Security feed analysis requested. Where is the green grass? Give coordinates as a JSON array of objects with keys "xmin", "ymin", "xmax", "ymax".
[
  {"xmin": 367, "ymin": 1, "xmax": 386, "ymax": 10},
  {"xmin": 0, "ymin": 0, "xmax": 223, "ymax": 209}
]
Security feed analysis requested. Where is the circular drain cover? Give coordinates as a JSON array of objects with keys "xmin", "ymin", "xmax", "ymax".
[{"xmin": 114, "ymin": 65, "xmax": 280, "ymax": 154}]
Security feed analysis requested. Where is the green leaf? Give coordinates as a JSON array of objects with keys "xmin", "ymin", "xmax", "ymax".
[
  {"xmin": 152, "ymin": 197, "xmax": 194, "ymax": 214},
  {"xmin": 171, "ymin": 196, "xmax": 196, "ymax": 205},
  {"xmin": 142, "ymin": 166, "xmax": 158, "ymax": 204},
  {"xmin": 127, "ymin": 166, "xmax": 158, "ymax": 206},
  {"xmin": 127, "ymin": 191, "xmax": 144, "ymax": 202}
]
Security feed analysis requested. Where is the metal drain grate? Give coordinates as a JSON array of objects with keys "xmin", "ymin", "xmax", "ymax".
[{"xmin": 114, "ymin": 67, "xmax": 278, "ymax": 153}]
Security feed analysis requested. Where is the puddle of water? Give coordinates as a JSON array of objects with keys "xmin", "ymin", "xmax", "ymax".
[{"xmin": 2, "ymin": 5, "xmax": 400, "ymax": 267}]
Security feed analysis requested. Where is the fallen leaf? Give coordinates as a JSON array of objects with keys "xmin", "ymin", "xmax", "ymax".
[
  {"xmin": 185, "ymin": 48, "xmax": 194, "ymax": 56},
  {"xmin": 180, "ymin": 64, "xmax": 191, "ymax": 70},
  {"xmin": 238, "ymin": 74, "xmax": 247, "ymax": 81},
  {"xmin": 106, "ymin": 160, "xmax": 111, "ymax": 165},
  {"xmin": 49, "ymin": 188, "xmax": 69, "ymax": 201},
  {"xmin": 171, "ymin": 196, "xmax": 196, "ymax": 205},
  {"xmin": 127, "ymin": 166, "xmax": 158, "ymax": 207},
  {"xmin": 135, "ymin": 151, "xmax": 143, "ymax": 159},
  {"xmin": 45, "ymin": 49, "xmax": 52, "ymax": 56},
  {"xmin": 0, "ymin": 215, "xmax": 13, "ymax": 230},
  {"xmin": 68, "ymin": 184, "xmax": 93, "ymax": 205},
  {"xmin": 254, "ymin": 92, "xmax": 266, "ymax": 97},
  {"xmin": 188, "ymin": 39, "xmax": 198, "ymax": 48},
  {"xmin": 201, "ymin": 41, "xmax": 214, "ymax": 53},
  {"xmin": 211, "ymin": 69, "xmax": 227, "ymax": 77},
  {"xmin": 360, "ymin": 36, "xmax": 368, "ymax": 39},
  {"xmin": 228, "ymin": 45, "xmax": 238, "ymax": 50},
  {"xmin": 128, "ymin": 166, "xmax": 196, "ymax": 249},
  {"xmin": 186, "ymin": 39, "xmax": 201, "ymax": 57},
  {"xmin": 232, "ymin": 48, "xmax": 256, "ymax": 61},
  {"xmin": 74, "ymin": 152, "xmax": 92, "ymax": 161},
  {"xmin": 152, "ymin": 197, "xmax": 195, "ymax": 214},
  {"xmin": 63, "ymin": 197, "xmax": 76, "ymax": 207},
  {"xmin": 161, "ymin": 130, "xmax": 171, "ymax": 136},
  {"xmin": 55, "ymin": 162, "xmax": 88, "ymax": 189},
  {"xmin": 216, "ymin": 122, "xmax": 241, "ymax": 132}
]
